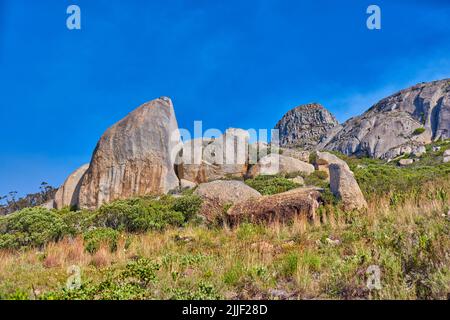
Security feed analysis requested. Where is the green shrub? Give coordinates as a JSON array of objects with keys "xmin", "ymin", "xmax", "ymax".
[
  {"xmin": 304, "ymin": 170, "xmax": 329, "ymax": 188},
  {"xmin": 59, "ymin": 209, "xmax": 94, "ymax": 235},
  {"xmin": 413, "ymin": 127, "xmax": 426, "ymax": 135},
  {"xmin": 120, "ymin": 258, "xmax": 160, "ymax": 285},
  {"xmin": 354, "ymin": 163, "xmax": 450, "ymax": 201},
  {"xmin": 92, "ymin": 195, "xmax": 201, "ymax": 232},
  {"xmin": 83, "ymin": 227, "xmax": 119, "ymax": 254},
  {"xmin": 279, "ymin": 252, "xmax": 298, "ymax": 278},
  {"xmin": 169, "ymin": 282, "xmax": 221, "ymax": 300},
  {"xmin": 93, "ymin": 197, "xmax": 184, "ymax": 232},
  {"xmin": 223, "ymin": 262, "xmax": 245, "ymax": 285},
  {"xmin": 171, "ymin": 195, "xmax": 202, "ymax": 221},
  {"xmin": 245, "ymin": 175, "xmax": 299, "ymax": 195},
  {"xmin": 43, "ymin": 258, "xmax": 160, "ymax": 300},
  {"xmin": 0, "ymin": 207, "xmax": 67, "ymax": 249}
]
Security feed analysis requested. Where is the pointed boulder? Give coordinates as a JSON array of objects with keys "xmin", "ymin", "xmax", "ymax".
[
  {"xmin": 329, "ymin": 163, "xmax": 367, "ymax": 211},
  {"xmin": 78, "ymin": 97, "xmax": 182, "ymax": 209}
]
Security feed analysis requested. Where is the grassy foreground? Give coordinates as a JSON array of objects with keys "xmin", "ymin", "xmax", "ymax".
[{"xmin": 0, "ymin": 144, "xmax": 449, "ymax": 300}]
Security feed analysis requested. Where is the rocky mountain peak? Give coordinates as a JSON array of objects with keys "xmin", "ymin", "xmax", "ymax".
[
  {"xmin": 275, "ymin": 103, "xmax": 340, "ymax": 149},
  {"xmin": 324, "ymin": 79, "xmax": 450, "ymax": 158}
]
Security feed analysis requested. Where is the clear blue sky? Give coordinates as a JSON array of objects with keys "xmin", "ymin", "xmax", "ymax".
[{"xmin": 1, "ymin": 0, "xmax": 449, "ymax": 197}]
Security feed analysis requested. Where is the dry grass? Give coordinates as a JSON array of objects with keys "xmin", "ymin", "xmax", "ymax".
[{"xmin": 0, "ymin": 183, "xmax": 449, "ymax": 300}]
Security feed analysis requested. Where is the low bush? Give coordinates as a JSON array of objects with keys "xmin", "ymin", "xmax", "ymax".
[
  {"xmin": 413, "ymin": 127, "xmax": 426, "ymax": 135},
  {"xmin": 245, "ymin": 175, "xmax": 299, "ymax": 195},
  {"xmin": 92, "ymin": 195, "xmax": 201, "ymax": 232},
  {"xmin": 83, "ymin": 227, "xmax": 120, "ymax": 254},
  {"xmin": 304, "ymin": 170, "xmax": 328, "ymax": 188},
  {"xmin": 42, "ymin": 258, "xmax": 161, "ymax": 300},
  {"xmin": 59, "ymin": 209, "xmax": 94, "ymax": 235},
  {"xmin": 0, "ymin": 207, "xmax": 67, "ymax": 249},
  {"xmin": 171, "ymin": 195, "xmax": 203, "ymax": 221}
]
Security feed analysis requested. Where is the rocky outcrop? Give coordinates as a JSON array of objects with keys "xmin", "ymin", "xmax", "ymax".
[
  {"xmin": 54, "ymin": 164, "xmax": 89, "ymax": 209},
  {"xmin": 41, "ymin": 199, "xmax": 56, "ymax": 210},
  {"xmin": 329, "ymin": 164, "xmax": 367, "ymax": 211},
  {"xmin": 78, "ymin": 97, "xmax": 182, "ymax": 210},
  {"xmin": 176, "ymin": 129, "xmax": 250, "ymax": 184},
  {"xmin": 280, "ymin": 148, "xmax": 310, "ymax": 162},
  {"xmin": 399, "ymin": 159, "xmax": 413, "ymax": 166},
  {"xmin": 443, "ymin": 149, "xmax": 450, "ymax": 163},
  {"xmin": 194, "ymin": 180, "xmax": 262, "ymax": 222},
  {"xmin": 324, "ymin": 79, "xmax": 450, "ymax": 159},
  {"xmin": 248, "ymin": 154, "xmax": 315, "ymax": 178},
  {"xmin": 275, "ymin": 103, "xmax": 340, "ymax": 150},
  {"xmin": 314, "ymin": 151, "xmax": 349, "ymax": 178},
  {"xmin": 227, "ymin": 187, "xmax": 322, "ymax": 225}
]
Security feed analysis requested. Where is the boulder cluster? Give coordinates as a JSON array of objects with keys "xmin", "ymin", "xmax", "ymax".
[{"xmin": 47, "ymin": 79, "xmax": 450, "ymax": 223}]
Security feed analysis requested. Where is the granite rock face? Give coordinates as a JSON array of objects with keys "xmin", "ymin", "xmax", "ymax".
[
  {"xmin": 248, "ymin": 154, "xmax": 315, "ymax": 178},
  {"xmin": 194, "ymin": 180, "xmax": 262, "ymax": 222},
  {"xmin": 54, "ymin": 164, "xmax": 89, "ymax": 209},
  {"xmin": 176, "ymin": 129, "xmax": 250, "ymax": 183},
  {"xmin": 324, "ymin": 79, "xmax": 450, "ymax": 159},
  {"xmin": 78, "ymin": 97, "xmax": 182, "ymax": 210},
  {"xmin": 275, "ymin": 103, "xmax": 340, "ymax": 150},
  {"xmin": 313, "ymin": 151, "xmax": 350, "ymax": 180},
  {"xmin": 329, "ymin": 164, "xmax": 367, "ymax": 211},
  {"xmin": 227, "ymin": 187, "xmax": 322, "ymax": 225}
]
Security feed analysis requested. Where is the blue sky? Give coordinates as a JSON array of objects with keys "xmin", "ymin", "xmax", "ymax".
[{"xmin": 0, "ymin": 0, "xmax": 449, "ymax": 197}]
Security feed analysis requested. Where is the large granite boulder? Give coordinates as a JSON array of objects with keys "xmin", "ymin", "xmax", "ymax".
[
  {"xmin": 324, "ymin": 79, "xmax": 450, "ymax": 158},
  {"xmin": 78, "ymin": 97, "xmax": 182, "ymax": 210},
  {"xmin": 176, "ymin": 128, "xmax": 250, "ymax": 183},
  {"xmin": 54, "ymin": 164, "xmax": 89, "ymax": 209},
  {"xmin": 248, "ymin": 154, "xmax": 315, "ymax": 178},
  {"xmin": 314, "ymin": 151, "xmax": 349, "ymax": 179},
  {"xmin": 194, "ymin": 180, "xmax": 262, "ymax": 222},
  {"xmin": 275, "ymin": 103, "xmax": 340, "ymax": 150},
  {"xmin": 329, "ymin": 164, "xmax": 367, "ymax": 211},
  {"xmin": 227, "ymin": 187, "xmax": 322, "ymax": 225}
]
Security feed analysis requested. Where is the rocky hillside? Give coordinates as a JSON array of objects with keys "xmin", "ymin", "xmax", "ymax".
[
  {"xmin": 275, "ymin": 103, "xmax": 340, "ymax": 149},
  {"xmin": 34, "ymin": 78, "xmax": 449, "ymax": 212},
  {"xmin": 277, "ymin": 79, "xmax": 450, "ymax": 159}
]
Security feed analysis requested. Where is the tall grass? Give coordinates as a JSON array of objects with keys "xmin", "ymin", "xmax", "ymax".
[{"xmin": 0, "ymin": 179, "xmax": 448, "ymax": 300}]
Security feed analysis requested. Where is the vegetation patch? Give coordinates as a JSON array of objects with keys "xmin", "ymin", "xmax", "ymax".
[
  {"xmin": 0, "ymin": 207, "xmax": 67, "ymax": 249},
  {"xmin": 245, "ymin": 175, "xmax": 299, "ymax": 195}
]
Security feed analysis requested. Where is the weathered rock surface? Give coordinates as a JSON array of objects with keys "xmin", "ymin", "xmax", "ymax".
[
  {"xmin": 227, "ymin": 187, "xmax": 322, "ymax": 225},
  {"xmin": 180, "ymin": 179, "xmax": 197, "ymax": 190},
  {"xmin": 194, "ymin": 180, "xmax": 262, "ymax": 222},
  {"xmin": 329, "ymin": 164, "xmax": 367, "ymax": 211},
  {"xmin": 399, "ymin": 159, "xmax": 414, "ymax": 166},
  {"xmin": 78, "ymin": 97, "xmax": 182, "ymax": 209},
  {"xmin": 443, "ymin": 149, "xmax": 450, "ymax": 163},
  {"xmin": 248, "ymin": 154, "xmax": 315, "ymax": 178},
  {"xmin": 314, "ymin": 151, "xmax": 349, "ymax": 178},
  {"xmin": 275, "ymin": 103, "xmax": 340, "ymax": 149},
  {"xmin": 280, "ymin": 148, "xmax": 310, "ymax": 162},
  {"xmin": 54, "ymin": 164, "xmax": 89, "ymax": 209},
  {"xmin": 289, "ymin": 176, "xmax": 305, "ymax": 185},
  {"xmin": 176, "ymin": 129, "xmax": 250, "ymax": 184},
  {"xmin": 41, "ymin": 199, "xmax": 56, "ymax": 210},
  {"xmin": 324, "ymin": 79, "xmax": 450, "ymax": 158}
]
